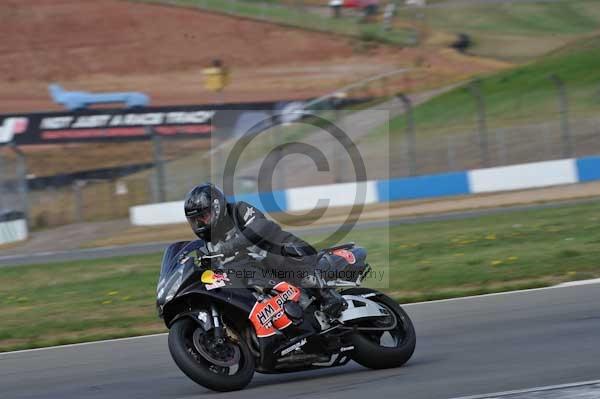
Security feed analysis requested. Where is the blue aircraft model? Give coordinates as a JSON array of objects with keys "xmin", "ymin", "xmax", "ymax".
[{"xmin": 49, "ymin": 84, "xmax": 150, "ymax": 111}]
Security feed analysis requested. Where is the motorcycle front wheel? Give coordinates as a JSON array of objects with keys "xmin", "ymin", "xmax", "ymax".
[
  {"xmin": 343, "ymin": 288, "xmax": 416, "ymax": 369},
  {"xmin": 168, "ymin": 317, "xmax": 255, "ymax": 392}
]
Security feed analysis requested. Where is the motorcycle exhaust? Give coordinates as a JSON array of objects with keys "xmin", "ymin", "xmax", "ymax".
[{"xmin": 275, "ymin": 353, "xmax": 330, "ymax": 369}]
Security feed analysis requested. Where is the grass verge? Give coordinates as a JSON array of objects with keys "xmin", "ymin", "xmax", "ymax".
[
  {"xmin": 2, "ymin": 200, "xmax": 600, "ymax": 352},
  {"xmin": 377, "ymin": 34, "xmax": 600, "ymax": 139},
  {"xmin": 409, "ymin": 0, "xmax": 600, "ymax": 62}
]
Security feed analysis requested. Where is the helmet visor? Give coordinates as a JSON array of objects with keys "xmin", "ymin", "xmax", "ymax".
[{"xmin": 186, "ymin": 208, "xmax": 212, "ymax": 231}]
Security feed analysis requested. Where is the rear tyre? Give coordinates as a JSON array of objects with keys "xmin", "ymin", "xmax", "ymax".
[
  {"xmin": 343, "ymin": 288, "xmax": 416, "ymax": 370},
  {"xmin": 168, "ymin": 318, "xmax": 255, "ymax": 392}
]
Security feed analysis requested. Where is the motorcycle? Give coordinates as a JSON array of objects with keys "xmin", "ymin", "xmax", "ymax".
[{"xmin": 156, "ymin": 240, "xmax": 416, "ymax": 392}]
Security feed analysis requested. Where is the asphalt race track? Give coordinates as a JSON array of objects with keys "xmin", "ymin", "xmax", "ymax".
[{"xmin": 2, "ymin": 282, "xmax": 599, "ymax": 399}]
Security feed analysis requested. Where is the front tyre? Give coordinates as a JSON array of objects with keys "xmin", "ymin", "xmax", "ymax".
[
  {"xmin": 343, "ymin": 288, "xmax": 416, "ymax": 370},
  {"xmin": 168, "ymin": 318, "xmax": 255, "ymax": 392}
]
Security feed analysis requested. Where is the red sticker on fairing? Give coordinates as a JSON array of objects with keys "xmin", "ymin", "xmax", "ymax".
[
  {"xmin": 332, "ymin": 249, "xmax": 356, "ymax": 264},
  {"xmin": 248, "ymin": 282, "xmax": 301, "ymax": 338}
]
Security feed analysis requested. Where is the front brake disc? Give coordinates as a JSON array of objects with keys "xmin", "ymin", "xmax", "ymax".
[{"xmin": 192, "ymin": 328, "xmax": 241, "ymax": 367}]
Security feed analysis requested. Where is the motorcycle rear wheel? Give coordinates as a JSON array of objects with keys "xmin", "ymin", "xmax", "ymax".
[
  {"xmin": 168, "ymin": 318, "xmax": 255, "ymax": 392},
  {"xmin": 343, "ymin": 288, "xmax": 416, "ymax": 370}
]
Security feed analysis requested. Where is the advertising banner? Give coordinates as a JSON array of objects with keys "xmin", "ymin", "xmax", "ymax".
[
  {"xmin": 0, "ymin": 98, "xmax": 369, "ymax": 146},
  {"xmin": 0, "ymin": 101, "xmax": 281, "ymax": 145}
]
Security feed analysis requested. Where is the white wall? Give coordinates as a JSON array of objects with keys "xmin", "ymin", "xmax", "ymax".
[
  {"xmin": 130, "ymin": 201, "xmax": 186, "ymax": 226},
  {"xmin": 468, "ymin": 159, "xmax": 577, "ymax": 194},
  {"xmin": 129, "ymin": 158, "xmax": 589, "ymax": 226},
  {"xmin": 0, "ymin": 219, "xmax": 28, "ymax": 245},
  {"xmin": 286, "ymin": 181, "xmax": 378, "ymax": 212}
]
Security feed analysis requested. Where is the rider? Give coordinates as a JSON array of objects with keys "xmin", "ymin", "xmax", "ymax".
[{"xmin": 183, "ymin": 183, "xmax": 346, "ymax": 317}]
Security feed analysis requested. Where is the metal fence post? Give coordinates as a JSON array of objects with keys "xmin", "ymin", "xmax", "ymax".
[
  {"xmin": 446, "ymin": 135, "xmax": 456, "ymax": 171},
  {"xmin": 549, "ymin": 74, "xmax": 573, "ymax": 158},
  {"xmin": 495, "ymin": 128, "xmax": 507, "ymax": 166},
  {"xmin": 0, "ymin": 147, "xmax": 4, "ymax": 211},
  {"xmin": 73, "ymin": 180, "xmax": 84, "ymax": 223},
  {"xmin": 270, "ymin": 111, "xmax": 287, "ymax": 190},
  {"xmin": 396, "ymin": 94, "xmax": 417, "ymax": 176},
  {"xmin": 468, "ymin": 80, "xmax": 490, "ymax": 167},
  {"xmin": 148, "ymin": 127, "xmax": 166, "ymax": 203},
  {"xmin": 332, "ymin": 98, "xmax": 343, "ymax": 183},
  {"xmin": 10, "ymin": 143, "xmax": 30, "ymax": 228}
]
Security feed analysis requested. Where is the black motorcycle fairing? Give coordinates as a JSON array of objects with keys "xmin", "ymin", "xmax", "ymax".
[
  {"xmin": 180, "ymin": 281, "xmax": 256, "ymax": 312},
  {"xmin": 157, "ymin": 240, "xmax": 217, "ymax": 317},
  {"xmin": 161, "ymin": 281, "xmax": 257, "ymax": 328},
  {"xmin": 257, "ymin": 335, "xmax": 354, "ymax": 373},
  {"xmin": 157, "ymin": 257, "xmax": 195, "ymax": 316},
  {"xmin": 169, "ymin": 309, "xmax": 214, "ymax": 332},
  {"xmin": 164, "ymin": 285, "xmax": 331, "ymax": 373}
]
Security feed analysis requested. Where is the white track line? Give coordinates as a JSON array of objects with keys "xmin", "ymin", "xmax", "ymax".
[
  {"xmin": 0, "ymin": 333, "xmax": 167, "ymax": 357},
  {"xmin": 0, "ymin": 241, "xmax": 170, "ymax": 262},
  {"xmin": 403, "ymin": 277, "xmax": 600, "ymax": 307},
  {"xmin": 2, "ymin": 278, "xmax": 600, "ymax": 356},
  {"xmin": 451, "ymin": 379, "xmax": 600, "ymax": 398},
  {"xmin": 555, "ymin": 277, "xmax": 600, "ymax": 287}
]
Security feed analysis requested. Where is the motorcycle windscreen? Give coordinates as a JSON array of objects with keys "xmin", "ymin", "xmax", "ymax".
[
  {"xmin": 159, "ymin": 240, "xmax": 209, "ymax": 280},
  {"xmin": 157, "ymin": 241, "xmax": 202, "ymax": 307}
]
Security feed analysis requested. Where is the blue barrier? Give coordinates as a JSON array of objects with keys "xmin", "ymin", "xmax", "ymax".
[
  {"xmin": 130, "ymin": 155, "xmax": 600, "ymax": 225},
  {"xmin": 376, "ymin": 172, "xmax": 470, "ymax": 202},
  {"xmin": 228, "ymin": 190, "xmax": 288, "ymax": 213},
  {"xmin": 576, "ymin": 156, "xmax": 600, "ymax": 182}
]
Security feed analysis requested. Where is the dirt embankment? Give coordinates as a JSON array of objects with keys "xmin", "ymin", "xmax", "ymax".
[{"xmin": 0, "ymin": 0, "xmax": 508, "ymax": 113}]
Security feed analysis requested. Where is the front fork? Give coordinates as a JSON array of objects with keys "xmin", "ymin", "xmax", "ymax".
[{"xmin": 210, "ymin": 304, "xmax": 225, "ymax": 343}]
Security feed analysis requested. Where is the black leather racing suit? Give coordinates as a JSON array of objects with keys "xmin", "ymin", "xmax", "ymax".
[{"xmin": 207, "ymin": 201, "xmax": 318, "ymax": 285}]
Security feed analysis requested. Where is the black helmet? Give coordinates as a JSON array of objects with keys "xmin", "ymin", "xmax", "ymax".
[{"xmin": 184, "ymin": 183, "xmax": 226, "ymax": 241}]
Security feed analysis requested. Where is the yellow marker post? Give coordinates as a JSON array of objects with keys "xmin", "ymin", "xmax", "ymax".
[{"xmin": 202, "ymin": 66, "xmax": 229, "ymax": 92}]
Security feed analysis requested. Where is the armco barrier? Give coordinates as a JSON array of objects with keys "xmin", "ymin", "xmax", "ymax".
[{"xmin": 130, "ymin": 156, "xmax": 600, "ymax": 226}]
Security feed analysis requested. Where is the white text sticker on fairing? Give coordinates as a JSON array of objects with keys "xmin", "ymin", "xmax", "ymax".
[
  {"xmin": 205, "ymin": 280, "xmax": 226, "ymax": 290},
  {"xmin": 281, "ymin": 338, "xmax": 307, "ymax": 356}
]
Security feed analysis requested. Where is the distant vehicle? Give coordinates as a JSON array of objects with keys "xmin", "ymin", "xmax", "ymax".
[
  {"xmin": 0, "ymin": 209, "xmax": 24, "ymax": 222},
  {"xmin": 49, "ymin": 84, "xmax": 150, "ymax": 111},
  {"xmin": 339, "ymin": 0, "xmax": 379, "ymax": 19},
  {"xmin": 329, "ymin": 0, "xmax": 344, "ymax": 17},
  {"xmin": 341, "ymin": 0, "xmax": 379, "ymax": 10}
]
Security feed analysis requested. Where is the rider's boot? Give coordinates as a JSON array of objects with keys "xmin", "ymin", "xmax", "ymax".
[
  {"xmin": 318, "ymin": 288, "xmax": 347, "ymax": 318},
  {"xmin": 300, "ymin": 275, "xmax": 348, "ymax": 319}
]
